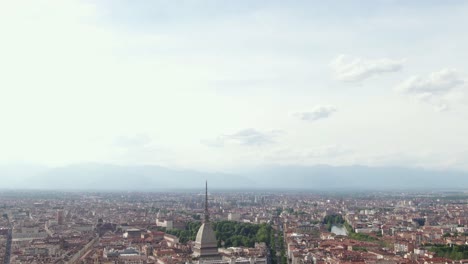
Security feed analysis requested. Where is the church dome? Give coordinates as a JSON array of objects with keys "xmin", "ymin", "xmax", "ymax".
[{"xmin": 195, "ymin": 222, "xmax": 217, "ymax": 248}]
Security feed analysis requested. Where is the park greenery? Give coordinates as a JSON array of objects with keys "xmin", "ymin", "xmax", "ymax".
[
  {"xmin": 429, "ymin": 245, "xmax": 468, "ymax": 260},
  {"xmin": 323, "ymin": 214, "xmax": 345, "ymax": 231},
  {"xmin": 165, "ymin": 220, "xmax": 288, "ymax": 264},
  {"xmin": 344, "ymin": 222, "xmax": 379, "ymax": 242},
  {"xmin": 442, "ymin": 232, "xmax": 467, "ymax": 238},
  {"xmin": 165, "ymin": 221, "xmax": 273, "ymax": 248}
]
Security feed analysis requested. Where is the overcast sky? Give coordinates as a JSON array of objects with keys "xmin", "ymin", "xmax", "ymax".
[{"xmin": 1, "ymin": 0, "xmax": 467, "ymax": 171}]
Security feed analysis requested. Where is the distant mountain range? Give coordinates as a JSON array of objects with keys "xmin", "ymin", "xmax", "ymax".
[
  {"xmin": 1, "ymin": 163, "xmax": 467, "ymax": 191},
  {"xmin": 242, "ymin": 165, "xmax": 468, "ymax": 190}
]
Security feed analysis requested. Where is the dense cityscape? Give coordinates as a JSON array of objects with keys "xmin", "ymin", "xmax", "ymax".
[
  {"xmin": 1, "ymin": 184, "xmax": 467, "ymax": 264},
  {"xmin": 2, "ymin": 0, "xmax": 468, "ymax": 263}
]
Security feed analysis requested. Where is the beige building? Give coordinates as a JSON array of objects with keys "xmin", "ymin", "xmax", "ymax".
[{"xmin": 193, "ymin": 182, "xmax": 221, "ymax": 260}]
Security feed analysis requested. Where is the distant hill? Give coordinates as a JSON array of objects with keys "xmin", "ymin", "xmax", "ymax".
[
  {"xmin": 241, "ymin": 165, "xmax": 468, "ymax": 190},
  {"xmin": 0, "ymin": 163, "xmax": 467, "ymax": 191},
  {"xmin": 0, "ymin": 163, "xmax": 49, "ymax": 188},
  {"xmin": 19, "ymin": 163, "xmax": 251, "ymax": 190}
]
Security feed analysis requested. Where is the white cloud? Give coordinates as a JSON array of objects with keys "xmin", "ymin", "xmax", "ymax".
[
  {"xmin": 306, "ymin": 145, "xmax": 352, "ymax": 159},
  {"xmin": 108, "ymin": 135, "xmax": 178, "ymax": 167},
  {"xmin": 203, "ymin": 129, "xmax": 281, "ymax": 147},
  {"xmin": 395, "ymin": 69, "xmax": 464, "ymax": 95},
  {"xmin": 263, "ymin": 145, "xmax": 355, "ymax": 166},
  {"xmin": 395, "ymin": 69, "xmax": 465, "ymax": 111},
  {"xmin": 294, "ymin": 105, "xmax": 337, "ymax": 122},
  {"xmin": 434, "ymin": 103, "xmax": 449, "ymax": 112},
  {"xmin": 113, "ymin": 135, "xmax": 152, "ymax": 149},
  {"xmin": 330, "ymin": 55, "xmax": 404, "ymax": 82}
]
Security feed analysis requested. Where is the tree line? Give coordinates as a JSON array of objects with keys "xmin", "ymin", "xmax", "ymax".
[
  {"xmin": 429, "ymin": 245, "xmax": 468, "ymax": 260},
  {"xmin": 165, "ymin": 221, "xmax": 273, "ymax": 248},
  {"xmin": 323, "ymin": 214, "xmax": 345, "ymax": 231}
]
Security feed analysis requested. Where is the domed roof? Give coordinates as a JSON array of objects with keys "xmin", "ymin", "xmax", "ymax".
[
  {"xmin": 193, "ymin": 221, "xmax": 219, "ymax": 258},
  {"xmin": 195, "ymin": 222, "xmax": 217, "ymax": 247}
]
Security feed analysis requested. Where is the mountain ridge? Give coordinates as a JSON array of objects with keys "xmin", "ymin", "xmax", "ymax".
[{"xmin": 1, "ymin": 163, "xmax": 467, "ymax": 190}]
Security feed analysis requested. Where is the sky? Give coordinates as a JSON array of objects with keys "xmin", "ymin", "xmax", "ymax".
[{"xmin": 0, "ymin": 0, "xmax": 468, "ymax": 172}]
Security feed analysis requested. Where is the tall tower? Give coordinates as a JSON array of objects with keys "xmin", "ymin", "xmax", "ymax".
[
  {"xmin": 204, "ymin": 181, "xmax": 209, "ymax": 222},
  {"xmin": 193, "ymin": 181, "xmax": 219, "ymax": 259},
  {"xmin": 56, "ymin": 210, "xmax": 64, "ymax": 225}
]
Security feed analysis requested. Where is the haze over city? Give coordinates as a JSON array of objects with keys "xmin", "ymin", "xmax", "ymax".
[
  {"xmin": 2, "ymin": 2, "xmax": 468, "ymax": 264},
  {"xmin": 1, "ymin": 0, "xmax": 468, "ymax": 189}
]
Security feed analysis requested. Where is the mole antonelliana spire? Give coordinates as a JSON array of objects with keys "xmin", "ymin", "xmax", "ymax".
[
  {"xmin": 204, "ymin": 181, "xmax": 209, "ymax": 223},
  {"xmin": 193, "ymin": 181, "xmax": 220, "ymax": 259}
]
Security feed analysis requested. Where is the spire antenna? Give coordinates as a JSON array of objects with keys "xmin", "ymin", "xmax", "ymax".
[
  {"xmin": 193, "ymin": 181, "xmax": 219, "ymax": 259},
  {"xmin": 204, "ymin": 180, "xmax": 209, "ymax": 222}
]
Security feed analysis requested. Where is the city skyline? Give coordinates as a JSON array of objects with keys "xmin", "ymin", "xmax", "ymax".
[
  {"xmin": 1, "ymin": 186, "xmax": 468, "ymax": 263},
  {"xmin": 2, "ymin": 2, "xmax": 468, "ymax": 263}
]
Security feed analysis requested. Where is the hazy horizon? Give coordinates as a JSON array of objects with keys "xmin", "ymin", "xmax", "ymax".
[{"xmin": 1, "ymin": 162, "xmax": 468, "ymax": 190}]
